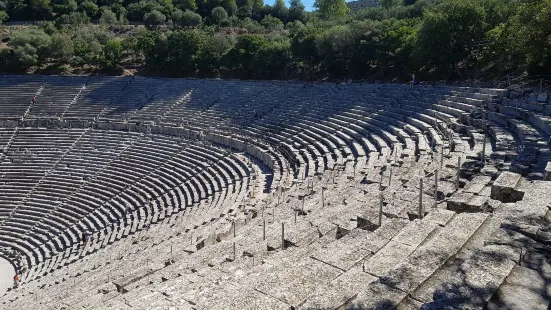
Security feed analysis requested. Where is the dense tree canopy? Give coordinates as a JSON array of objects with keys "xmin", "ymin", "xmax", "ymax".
[{"xmin": 0, "ymin": 0, "xmax": 548, "ymax": 81}]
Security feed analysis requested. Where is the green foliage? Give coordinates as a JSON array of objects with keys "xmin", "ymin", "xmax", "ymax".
[
  {"xmin": 143, "ymin": 9, "xmax": 166, "ymax": 27},
  {"xmin": 99, "ymin": 39, "xmax": 123, "ymax": 68},
  {"xmin": 286, "ymin": 20, "xmax": 304, "ymax": 34},
  {"xmin": 165, "ymin": 29, "xmax": 206, "ymax": 72},
  {"xmin": 28, "ymin": 0, "xmax": 52, "ymax": 19},
  {"xmin": 173, "ymin": 0, "xmax": 197, "ymax": 11},
  {"xmin": 288, "ymin": 0, "xmax": 305, "ymax": 22},
  {"xmin": 210, "ymin": 6, "xmax": 227, "ymax": 24},
  {"xmin": 78, "ymin": 1, "xmax": 99, "ymax": 18},
  {"xmin": 56, "ymin": 11, "xmax": 90, "ymax": 26},
  {"xmin": 270, "ymin": 0, "xmax": 287, "ymax": 21},
  {"xmin": 8, "ymin": 28, "xmax": 52, "ymax": 66},
  {"xmin": 314, "ymin": 0, "xmax": 348, "ymax": 20},
  {"xmin": 0, "ymin": 10, "xmax": 8, "ymax": 23},
  {"xmin": 99, "ymin": 9, "xmax": 118, "ymax": 24},
  {"xmin": 413, "ymin": 0, "xmax": 485, "ymax": 74},
  {"xmin": 512, "ymin": 0, "xmax": 551, "ymax": 74},
  {"xmin": 172, "ymin": 9, "xmax": 202, "ymax": 26},
  {"xmin": 261, "ymin": 14, "xmax": 283, "ymax": 31},
  {"xmin": 380, "ymin": 0, "xmax": 399, "ymax": 9},
  {"xmin": 0, "ymin": 0, "xmax": 549, "ymax": 81},
  {"xmin": 53, "ymin": 0, "xmax": 77, "ymax": 16},
  {"xmin": 50, "ymin": 33, "xmax": 73, "ymax": 62}
]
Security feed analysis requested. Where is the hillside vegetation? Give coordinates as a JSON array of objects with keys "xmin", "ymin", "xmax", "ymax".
[{"xmin": 0, "ymin": 0, "xmax": 549, "ymax": 81}]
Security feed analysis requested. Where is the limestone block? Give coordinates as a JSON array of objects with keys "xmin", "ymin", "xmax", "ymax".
[
  {"xmin": 463, "ymin": 175, "xmax": 492, "ymax": 194},
  {"xmin": 491, "ymin": 171, "xmax": 524, "ymax": 203},
  {"xmin": 447, "ymin": 192, "xmax": 474, "ymax": 212},
  {"xmin": 545, "ymin": 162, "xmax": 551, "ymax": 181}
]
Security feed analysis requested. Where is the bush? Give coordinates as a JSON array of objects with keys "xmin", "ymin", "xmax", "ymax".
[
  {"xmin": 143, "ymin": 9, "xmax": 166, "ymax": 28},
  {"xmin": 172, "ymin": 9, "xmax": 202, "ymax": 27},
  {"xmin": 0, "ymin": 10, "xmax": 8, "ymax": 24},
  {"xmin": 56, "ymin": 11, "xmax": 91, "ymax": 27},
  {"xmin": 8, "ymin": 28, "xmax": 52, "ymax": 67},
  {"xmin": 99, "ymin": 9, "xmax": 118, "ymax": 25},
  {"xmin": 261, "ymin": 14, "xmax": 284, "ymax": 31},
  {"xmin": 211, "ymin": 6, "xmax": 228, "ymax": 25},
  {"xmin": 99, "ymin": 39, "xmax": 124, "ymax": 69},
  {"xmin": 79, "ymin": 1, "xmax": 99, "ymax": 19},
  {"xmin": 50, "ymin": 33, "xmax": 74, "ymax": 62}
]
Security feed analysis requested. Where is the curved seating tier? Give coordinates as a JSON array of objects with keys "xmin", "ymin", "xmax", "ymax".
[{"xmin": 0, "ymin": 75, "xmax": 549, "ymax": 310}]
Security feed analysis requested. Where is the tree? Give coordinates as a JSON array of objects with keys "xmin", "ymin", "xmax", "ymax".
[
  {"xmin": 413, "ymin": 0, "xmax": 485, "ymax": 74},
  {"xmin": 220, "ymin": 0, "xmax": 237, "ymax": 15},
  {"xmin": 509, "ymin": 0, "xmax": 551, "ymax": 74},
  {"xmin": 172, "ymin": 8, "xmax": 202, "ymax": 26},
  {"xmin": 53, "ymin": 0, "xmax": 77, "ymax": 16},
  {"xmin": 211, "ymin": 6, "xmax": 227, "ymax": 24},
  {"xmin": 271, "ymin": 0, "xmax": 287, "ymax": 21},
  {"xmin": 166, "ymin": 30, "xmax": 207, "ymax": 72},
  {"xmin": 0, "ymin": 10, "xmax": 8, "ymax": 24},
  {"xmin": 314, "ymin": 0, "xmax": 348, "ymax": 20},
  {"xmin": 288, "ymin": 0, "xmax": 305, "ymax": 22},
  {"xmin": 236, "ymin": 6, "xmax": 251, "ymax": 18},
  {"xmin": 286, "ymin": 20, "xmax": 304, "ymax": 34},
  {"xmin": 236, "ymin": 0, "xmax": 251, "ymax": 8},
  {"xmin": 99, "ymin": 9, "xmax": 118, "ymax": 24},
  {"xmin": 50, "ymin": 33, "xmax": 74, "ymax": 62},
  {"xmin": 8, "ymin": 28, "xmax": 52, "ymax": 67},
  {"xmin": 143, "ymin": 9, "xmax": 166, "ymax": 27},
  {"xmin": 28, "ymin": 0, "xmax": 52, "ymax": 20},
  {"xmin": 261, "ymin": 14, "xmax": 283, "ymax": 31},
  {"xmin": 78, "ymin": 1, "xmax": 99, "ymax": 18},
  {"xmin": 197, "ymin": 33, "xmax": 234, "ymax": 72},
  {"xmin": 127, "ymin": 0, "xmax": 164, "ymax": 21},
  {"xmin": 99, "ymin": 39, "xmax": 123, "ymax": 69},
  {"xmin": 55, "ymin": 11, "xmax": 90, "ymax": 26},
  {"xmin": 173, "ymin": 0, "xmax": 197, "ymax": 11},
  {"xmin": 380, "ymin": 0, "xmax": 398, "ymax": 9}
]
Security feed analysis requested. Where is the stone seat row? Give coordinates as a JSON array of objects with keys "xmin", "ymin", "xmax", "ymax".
[{"xmin": 0, "ymin": 128, "xmax": 258, "ymax": 277}]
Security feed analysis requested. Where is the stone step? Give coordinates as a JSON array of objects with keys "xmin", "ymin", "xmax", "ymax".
[
  {"xmin": 310, "ymin": 218, "xmax": 409, "ymax": 272},
  {"xmin": 348, "ymin": 212, "xmax": 489, "ymax": 308},
  {"xmin": 300, "ymin": 209, "xmax": 455, "ymax": 310}
]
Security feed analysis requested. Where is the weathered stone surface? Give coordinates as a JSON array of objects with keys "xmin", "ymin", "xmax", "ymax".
[
  {"xmin": 463, "ymin": 175, "xmax": 492, "ymax": 194},
  {"xmin": 311, "ymin": 218, "xmax": 407, "ymax": 272},
  {"xmin": 447, "ymin": 191, "xmax": 492, "ymax": 213},
  {"xmin": 491, "ymin": 171, "xmax": 524, "ymax": 203},
  {"xmin": 412, "ymin": 245, "xmax": 517, "ymax": 308},
  {"xmin": 253, "ymin": 257, "xmax": 342, "ymax": 306},
  {"xmin": 300, "ymin": 266, "xmax": 377, "ymax": 309},
  {"xmin": 486, "ymin": 266, "xmax": 551, "ymax": 310},
  {"xmin": 348, "ymin": 281, "xmax": 408, "ymax": 309},
  {"xmin": 379, "ymin": 213, "xmax": 488, "ymax": 293},
  {"xmin": 545, "ymin": 162, "xmax": 551, "ymax": 181}
]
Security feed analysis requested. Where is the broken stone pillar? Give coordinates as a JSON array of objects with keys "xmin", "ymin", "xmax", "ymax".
[{"xmin": 490, "ymin": 171, "xmax": 525, "ymax": 203}]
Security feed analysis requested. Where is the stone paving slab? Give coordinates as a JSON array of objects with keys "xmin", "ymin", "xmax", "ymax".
[
  {"xmin": 311, "ymin": 218, "xmax": 408, "ymax": 271},
  {"xmin": 412, "ymin": 244, "xmax": 517, "ymax": 308},
  {"xmin": 253, "ymin": 256, "xmax": 342, "ymax": 306},
  {"xmin": 486, "ymin": 265, "xmax": 551, "ymax": 310},
  {"xmin": 299, "ymin": 265, "xmax": 377, "ymax": 310},
  {"xmin": 349, "ymin": 281, "xmax": 408, "ymax": 309},
  {"xmin": 463, "ymin": 175, "xmax": 492, "ymax": 194},
  {"xmin": 379, "ymin": 213, "xmax": 488, "ymax": 293}
]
